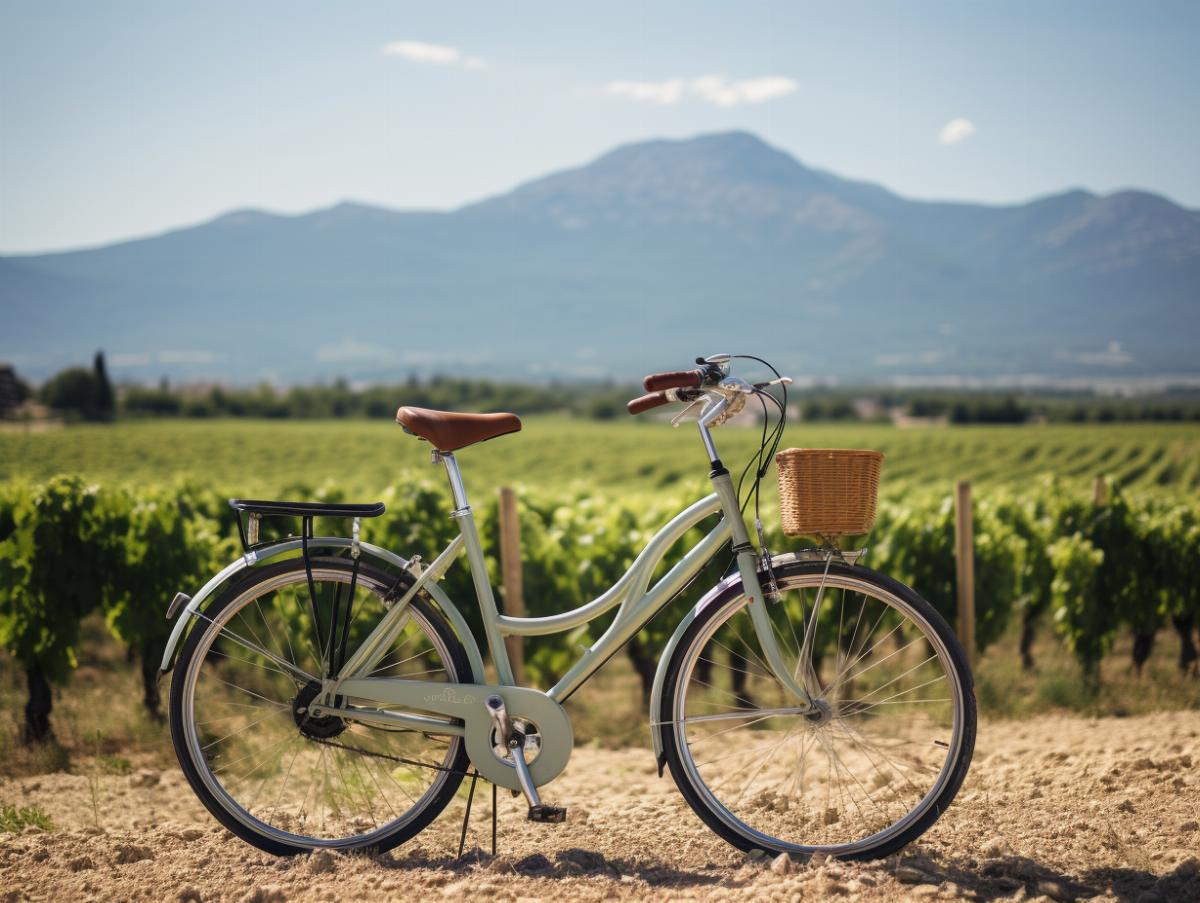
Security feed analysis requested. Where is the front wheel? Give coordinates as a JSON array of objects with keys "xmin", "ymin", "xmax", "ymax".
[{"xmin": 658, "ymin": 559, "xmax": 975, "ymax": 860}]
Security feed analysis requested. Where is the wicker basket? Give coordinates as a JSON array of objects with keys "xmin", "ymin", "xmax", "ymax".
[{"xmin": 776, "ymin": 448, "xmax": 884, "ymax": 538}]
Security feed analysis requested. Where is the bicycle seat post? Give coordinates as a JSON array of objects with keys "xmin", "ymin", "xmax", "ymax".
[
  {"xmin": 430, "ymin": 450, "xmax": 518, "ymax": 687},
  {"xmin": 432, "ymin": 450, "xmax": 471, "ymax": 517}
]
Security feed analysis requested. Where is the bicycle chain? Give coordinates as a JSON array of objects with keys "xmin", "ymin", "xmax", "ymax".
[{"xmin": 307, "ymin": 735, "xmax": 474, "ymax": 778}]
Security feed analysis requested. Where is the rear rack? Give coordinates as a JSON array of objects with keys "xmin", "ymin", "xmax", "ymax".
[
  {"xmin": 228, "ymin": 498, "xmax": 385, "ymax": 554},
  {"xmin": 230, "ymin": 499, "xmax": 386, "ymax": 519},
  {"xmin": 228, "ymin": 498, "xmax": 387, "ymax": 680}
]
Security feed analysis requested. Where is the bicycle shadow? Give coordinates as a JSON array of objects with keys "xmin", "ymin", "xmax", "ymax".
[
  {"xmin": 898, "ymin": 851, "xmax": 1199, "ymax": 902},
  {"xmin": 375, "ymin": 846, "xmax": 1199, "ymax": 899},
  {"xmin": 378, "ymin": 846, "xmax": 722, "ymax": 888}
]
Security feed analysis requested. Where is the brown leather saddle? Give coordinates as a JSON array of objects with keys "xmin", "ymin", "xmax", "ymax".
[{"xmin": 395, "ymin": 406, "xmax": 522, "ymax": 452}]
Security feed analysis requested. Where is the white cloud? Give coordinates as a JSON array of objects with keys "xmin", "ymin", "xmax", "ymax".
[
  {"xmin": 734, "ymin": 76, "xmax": 798, "ymax": 104},
  {"xmin": 382, "ymin": 40, "xmax": 461, "ymax": 64},
  {"xmin": 689, "ymin": 76, "xmax": 737, "ymax": 107},
  {"xmin": 382, "ymin": 40, "xmax": 487, "ymax": 71},
  {"xmin": 939, "ymin": 118, "xmax": 976, "ymax": 145},
  {"xmin": 692, "ymin": 75, "xmax": 798, "ymax": 107},
  {"xmin": 606, "ymin": 79, "xmax": 687, "ymax": 105},
  {"xmin": 606, "ymin": 75, "xmax": 797, "ymax": 107}
]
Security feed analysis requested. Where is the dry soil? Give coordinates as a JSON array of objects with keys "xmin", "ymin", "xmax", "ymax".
[{"xmin": 1, "ymin": 712, "xmax": 1198, "ymax": 902}]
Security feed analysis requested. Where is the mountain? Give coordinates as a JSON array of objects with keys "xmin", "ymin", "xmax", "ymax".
[{"xmin": 2, "ymin": 131, "xmax": 1198, "ymax": 385}]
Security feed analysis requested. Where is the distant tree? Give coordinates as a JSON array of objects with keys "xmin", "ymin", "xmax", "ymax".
[
  {"xmin": 182, "ymin": 398, "xmax": 214, "ymax": 417},
  {"xmin": 827, "ymin": 400, "xmax": 856, "ymax": 421},
  {"xmin": 93, "ymin": 351, "xmax": 116, "ymax": 420},
  {"xmin": 123, "ymin": 386, "xmax": 182, "ymax": 416},
  {"xmin": 587, "ymin": 397, "xmax": 620, "ymax": 420},
  {"xmin": 0, "ymin": 365, "xmax": 28, "ymax": 416},
  {"xmin": 40, "ymin": 367, "xmax": 101, "ymax": 420},
  {"xmin": 909, "ymin": 398, "xmax": 947, "ymax": 418}
]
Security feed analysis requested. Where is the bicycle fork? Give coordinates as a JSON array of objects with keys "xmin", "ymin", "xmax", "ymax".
[{"xmin": 711, "ymin": 468, "xmax": 818, "ymax": 712}]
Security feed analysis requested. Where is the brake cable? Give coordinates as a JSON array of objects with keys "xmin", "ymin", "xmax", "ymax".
[{"xmin": 728, "ymin": 355, "xmax": 788, "ymax": 599}]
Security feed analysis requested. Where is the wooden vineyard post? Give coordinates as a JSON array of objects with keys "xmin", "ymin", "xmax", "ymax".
[
  {"xmin": 498, "ymin": 487, "xmax": 526, "ymax": 685},
  {"xmin": 954, "ymin": 480, "xmax": 976, "ymax": 670},
  {"xmin": 1093, "ymin": 475, "xmax": 1108, "ymax": 507}
]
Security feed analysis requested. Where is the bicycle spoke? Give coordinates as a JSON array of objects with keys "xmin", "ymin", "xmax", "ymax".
[
  {"xmin": 183, "ymin": 565, "xmax": 465, "ymax": 847},
  {"xmin": 193, "ymin": 610, "xmax": 315, "ymax": 684},
  {"xmin": 671, "ymin": 568, "xmax": 968, "ymax": 855}
]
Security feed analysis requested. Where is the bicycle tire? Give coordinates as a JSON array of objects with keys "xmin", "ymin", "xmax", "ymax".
[
  {"xmin": 169, "ymin": 556, "xmax": 474, "ymax": 855},
  {"xmin": 657, "ymin": 559, "xmax": 976, "ymax": 860}
]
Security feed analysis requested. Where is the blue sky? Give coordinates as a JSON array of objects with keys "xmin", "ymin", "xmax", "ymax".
[{"xmin": 2, "ymin": 1, "xmax": 1197, "ymax": 253}]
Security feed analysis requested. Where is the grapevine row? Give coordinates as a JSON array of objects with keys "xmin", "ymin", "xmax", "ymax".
[{"xmin": 1, "ymin": 474, "xmax": 1197, "ymax": 743}]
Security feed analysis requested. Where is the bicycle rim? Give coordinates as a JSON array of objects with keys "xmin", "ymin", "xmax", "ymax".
[
  {"xmin": 175, "ymin": 563, "xmax": 465, "ymax": 850},
  {"xmin": 668, "ymin": 568, "xmax": 971, "ymax": 856}
]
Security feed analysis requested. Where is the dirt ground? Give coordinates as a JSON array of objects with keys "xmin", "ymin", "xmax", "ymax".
[{"xmin": 1, "ymin": 711, "xmax": 1198, "ymax": 903}]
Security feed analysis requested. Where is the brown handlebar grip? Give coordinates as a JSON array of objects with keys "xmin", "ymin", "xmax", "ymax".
[
  {"xmin": 627, "ymin": 392, "xmax": 671, "ymax": 415},
  {"xmin": 643, "ymin": 369, "xmax": 703, "ymax": 392}
]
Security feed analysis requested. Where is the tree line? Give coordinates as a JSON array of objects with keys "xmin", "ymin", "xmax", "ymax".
[{"xmin": 8, "ymin": 353, "xmax": 1200, "ymax": 424}]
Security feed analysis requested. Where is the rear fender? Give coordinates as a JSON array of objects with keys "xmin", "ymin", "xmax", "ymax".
[{"xmin": 158, "ymin": 537, "xmax": 485, "ymax": 682}]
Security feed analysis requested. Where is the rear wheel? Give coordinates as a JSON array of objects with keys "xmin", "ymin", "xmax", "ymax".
[
  {"xmin": 169, "ymin": 556, "xmax": 473, "ymax": 855},
  {"xmin": 659, "ymin": 560, "xmax": 975, "ymax": 860}
]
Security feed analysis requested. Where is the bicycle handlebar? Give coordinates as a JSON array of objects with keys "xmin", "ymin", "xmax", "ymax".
[
  {"xmin": 630, "ymin": 357, "xmax": 789, "ymax": 417},
  {"xmin": 626, "ymin": 392, "xmax": 672, "ymax": 415},
  {"xmin": 643, "ymin": 369, "xmax": 704, "ymax": 392}
]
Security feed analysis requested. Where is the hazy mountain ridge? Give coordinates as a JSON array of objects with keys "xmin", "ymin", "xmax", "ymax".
[{"xmin": 2, "ymin": 131, "xmax": 1197, "ymax": 383}]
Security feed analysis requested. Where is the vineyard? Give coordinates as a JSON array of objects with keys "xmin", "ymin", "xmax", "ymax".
[
  {"xmin": 3, "ymin": 417, "xmax": 1199, "ymax": 498},
  {"xmin": 2, "ymin": 417, "xmax": 1199, "ymax": 748}
]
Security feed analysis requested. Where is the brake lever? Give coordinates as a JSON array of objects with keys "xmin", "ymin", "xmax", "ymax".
[
  {"xmin": 670, "ymin": 397, "xmax": 707, "ymax": 427},
  {"xmin": 753, "ymin": 377, "xmax": 794, "ymax": 389}
]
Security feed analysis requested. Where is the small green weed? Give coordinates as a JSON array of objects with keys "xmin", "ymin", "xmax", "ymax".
[
  {"xmin": 97, "ymin": 754, "xmax": 133, "ymax": 775},
  {"xmin": 0, "ymin": 803, "xmax": 54, "ymax": 833}
]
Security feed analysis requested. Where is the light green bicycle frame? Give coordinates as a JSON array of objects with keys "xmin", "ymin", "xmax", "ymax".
[
  {"xmin": 161, "ymin": 383, "xmax": 817, "ymax": 790},
  {"xmin": 330, "ymin": 446, "xmax": 812, "ymax": 710}
]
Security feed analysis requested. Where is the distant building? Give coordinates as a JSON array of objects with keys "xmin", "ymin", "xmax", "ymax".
[
  {"xmin": 853, "ymin": 398, "xmax": 884, "ymax": 421},
  {"xmin": 0, "ymin": 365, "xmax": 22, "ymax": 418}
]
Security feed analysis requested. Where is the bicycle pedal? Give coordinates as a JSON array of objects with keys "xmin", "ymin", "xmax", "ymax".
[{"xmin": 527, "ymin": 804, "xmax": 567, "ymax": 823}]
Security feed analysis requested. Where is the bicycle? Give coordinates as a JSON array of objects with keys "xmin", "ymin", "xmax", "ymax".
[{"xmin": 161, "ymin": 353, "xmax": 975, "ymax": 861}]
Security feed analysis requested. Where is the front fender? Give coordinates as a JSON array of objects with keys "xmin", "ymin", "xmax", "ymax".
[
  {"xmin": 648, "ymin": 551, "xmax": 812, "ymax": 774},
  {"xmin": 158, "ymin": 536, "xmax": 486, "ymax": 682}
]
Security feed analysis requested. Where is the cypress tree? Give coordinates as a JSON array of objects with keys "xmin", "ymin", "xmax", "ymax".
[{"xmin": 93, "ymin": 350, "xmax": 115, "ymax": 421}]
